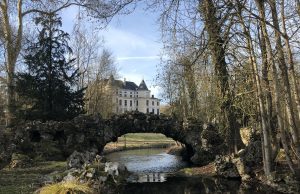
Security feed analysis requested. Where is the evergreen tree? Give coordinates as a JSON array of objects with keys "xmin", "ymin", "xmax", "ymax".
[{"xmin": 16, "ymin": 13, "xmax": 85, "ymax": 121}]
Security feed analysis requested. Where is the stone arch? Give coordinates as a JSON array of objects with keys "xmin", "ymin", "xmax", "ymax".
[
  {"xmin": 10, "ymin": 111, "xmax": 225, "ymax": 165},
  {"xmin": 98, "ymin": 112, "xmax": 202, "ymax": 161}
]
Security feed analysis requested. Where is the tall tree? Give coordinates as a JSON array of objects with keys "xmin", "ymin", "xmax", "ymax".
[
  {"xmin": 85, "ymin": 48, "xmax": 118, "ymax": 117},
  {"xmin": 201, "ymin": 0, "xmax": 244, "ymax": 153},
  {"xmin": 16, "ymin": 13, "xmax": 84, "ymax": 121},
  {"xmin": 0, "ymin": 0, "xmax": 135, "ymax": 125},
  {"xmin": 268, "ymin": 0, "xmax": 300, "ymax": 160}
]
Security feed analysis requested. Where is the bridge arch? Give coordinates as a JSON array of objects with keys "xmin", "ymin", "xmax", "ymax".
[{"xmin": 9, "ymin": 111, "xmax": 224, "ymax": 165}]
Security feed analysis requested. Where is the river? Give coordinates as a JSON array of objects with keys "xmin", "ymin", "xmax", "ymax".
[{"xmin": 105, "ymin": 148, "xmax": 278, "ymax": 194}]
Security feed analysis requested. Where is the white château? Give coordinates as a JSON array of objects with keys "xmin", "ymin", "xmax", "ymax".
[{"xmin": 105, "ymin": 75, "xmax": 160, "ymax": 115}]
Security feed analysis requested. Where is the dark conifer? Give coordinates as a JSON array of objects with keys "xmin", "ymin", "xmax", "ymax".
[{"xmin": 16, "ymin": 13, "xmax": 85, "ymax": 121}]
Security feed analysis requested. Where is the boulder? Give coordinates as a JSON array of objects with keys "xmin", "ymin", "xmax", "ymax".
[
  {"xmin": 67, "ymin": 151, "xmax": 96, "ymax": 169},
  {"xmin": 240, "ymin": 140, "xmax": 262, "ymax": 167},
  {"xmin": 215, "ymin": 155, "xmax": 240, "ymax": 178},
  {"xmin": 190, "ymin": 124, "xmax": 225, "ymax": 165},
  {"xmin": 9, "ymin": 153, "xmax": 32, "ymax": 168},
  {"xmin": 104, "ymin": 162, "xmax": 127, "ymax": 177},
  {"xmin": 191, "ymin": 148, "xmax": 215, "ymax": 166},
  {"xmin": 240, "ymin": 127, "xmax": 252, "ymax": 146},
  {"xmin": 232, "ymin": 156, "xmax": 251, "ymax": 181},
  {"xmin": 63, "ymin": 173, "xmax": 77, "ymax": 182}
]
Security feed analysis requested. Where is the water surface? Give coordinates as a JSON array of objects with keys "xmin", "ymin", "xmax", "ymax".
[{"xmin": 105, "ymin": 148, "xmax": 278, "ymax": 194}]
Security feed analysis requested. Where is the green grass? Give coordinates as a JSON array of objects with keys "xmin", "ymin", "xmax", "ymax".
[
  {"xmin": 0, "ymin": 161, "xmax": 67, "ymax": 194},
  {"xmin": 104, "ymin": 133, "xmax": 177, "ymax": 153},
  {"xmin": 118, "ymin": 133, "xmax": 174, "ymax": 142}
]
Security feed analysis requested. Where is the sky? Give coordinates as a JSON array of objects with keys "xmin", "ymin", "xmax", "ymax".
[{"xmin": 61, "ymin": 3, "xmax": 163, "ymax": 99}]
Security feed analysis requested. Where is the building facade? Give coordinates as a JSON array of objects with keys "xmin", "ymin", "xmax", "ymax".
[{"xmin": 106, "ymin": 76, "xmax": 160, "ymax": 115}]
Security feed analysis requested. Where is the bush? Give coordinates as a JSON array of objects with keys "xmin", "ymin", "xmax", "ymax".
[{"xmin": 36, "ymin": 181, "xmax": 93, "ymax": 194}]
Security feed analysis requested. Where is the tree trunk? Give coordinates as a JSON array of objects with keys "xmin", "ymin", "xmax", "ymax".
[
  {"xmin": 182, "ymin": 57, "xmax": 198, "ymax": 117},
  {"xmin": 237, "ymin": 0, "xmax": 273, "ymax": 176},
  {"xmin": 269, "ymin": 0, "xmax": 300, "ymax": 160},
  {"xmin": 257, "ymin": 20, "xmax": 278, "ymax": 161},
  {"xmin": 1, "ymin": 0, "xmax": 23, "ymax": 126},
  {"xmin": 271, "ymin": 60, "xmax": 296, "ymax": 173},
  {"xmin": 281, "ymin": 0, "xmax": 300, "ymax": 126},
  {"xmin": 201, "ymin": 0, "xmax": 244, "ymax": 153}
]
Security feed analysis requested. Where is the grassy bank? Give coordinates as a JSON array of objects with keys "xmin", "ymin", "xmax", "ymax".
[
  {"xmin": 0, "ymin": 161, "xmax": 67, "ymax": 194},
  {"xmin": 103, "ymin": 133, "xmax": 177, "ymax": 154}
]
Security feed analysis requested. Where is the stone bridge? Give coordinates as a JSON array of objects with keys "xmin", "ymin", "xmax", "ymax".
[{"xmin": 1, "ymin": 112, "xmax": 225, "ymax": 166}]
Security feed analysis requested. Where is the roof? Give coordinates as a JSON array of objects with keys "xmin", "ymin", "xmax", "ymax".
[
  {"xmin": 138, "ymin": 80, "xmax": 149, "ymax": 90},
  {"xmin": 123, "ymin": 81, "xmax": 138, "ymax": 90},
  {"xmin": 103, "ymin": 76, "xmax": 149, "ymax": 91}
]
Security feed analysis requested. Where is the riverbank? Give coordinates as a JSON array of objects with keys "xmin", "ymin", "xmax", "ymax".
[
  {"xmin": 103, "ymin": 133, "xmax": 176, "ymax": 154},
  {"xmin": 175, "ymin": 161, "xmax": 300, "ymax": 193},
  {"xmin": 176, "ymin": 163, "xmax": 217, "ymax": 177},
  {"xmin": 1, "ymin": 148, "xmax": 297, "ymax": 194}
]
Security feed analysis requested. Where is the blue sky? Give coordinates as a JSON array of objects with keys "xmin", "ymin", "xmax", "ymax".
[{"xmin": 61, "ymin": 4, "xmax": 163, "ymax": 98}]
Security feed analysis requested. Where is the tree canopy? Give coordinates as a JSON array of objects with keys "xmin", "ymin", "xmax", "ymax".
[{"xmin": 16, "ymin": 13, "xmax": 85, "ymax": 121}]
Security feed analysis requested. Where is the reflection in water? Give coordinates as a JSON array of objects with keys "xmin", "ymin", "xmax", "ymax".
[
  {"xmin": 106, "ymin": 148, "xmax": 188, "ymax": 174},
  {"xmin": 128, "ymin": 173, "xmax": 167, "ymax": 183},
  {"xmin": 121, "ymin": 176, "xmax": 278, "ymax": 194},
  {"xmin": 105, "ymin": 148, "xmax": 278, "ymax": 194}
]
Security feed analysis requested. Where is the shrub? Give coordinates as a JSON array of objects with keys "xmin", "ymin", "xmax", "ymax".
[{"xmin": 36, "ymin": 180, "xmax": 93, "ymax": 194}]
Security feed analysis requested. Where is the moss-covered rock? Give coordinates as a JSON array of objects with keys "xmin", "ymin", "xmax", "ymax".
[{"xmin": 9, "ymin": 153, "xmax": 32, "ymax": 168}]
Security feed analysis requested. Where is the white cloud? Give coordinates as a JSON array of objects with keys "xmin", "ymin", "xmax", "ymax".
[
  {"xmin": 149, "ymin": 85, "xmax": 162, "ymax": 99},
  {"xmin": 100, "ymin": 26, "xmax": 161, "ymax": 59},
  {"xmin": 117, "ymin": 56, "xmax": 160, "ymax": 61}
]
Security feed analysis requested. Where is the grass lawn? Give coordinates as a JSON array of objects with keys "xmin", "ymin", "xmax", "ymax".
[
  {"xmin": 104, "ymin": 133, "xmax": 177, "ymax": 153},
  {"xmin": 118, "ymin": 133, "xmax": 175, "ymax": 142},
  {"xmin": 0, "ymin": 161, "xmax": 67, "ymax": 194}
]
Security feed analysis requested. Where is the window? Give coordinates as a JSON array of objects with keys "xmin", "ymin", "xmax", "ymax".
[
  {"xmin": 152, "ymin": 101, "xmax": 154, "ymax": 106},
  {"xmin": 157, "ymin": 101, "xmax": 159, "ymax": 106},
  {"xmin": 130, "ymin": 100, "xmax": 132, "ymax": 107},
  {"xmin": 146, "ymin": 100, "xmax": 149, "ymax": 106},
  {"xmin": 146, "ymin": 108, "xmax": 149, "ymax": 113},
  {"xmin": 119, "ymin": 100, "xmax": 122, "ymax": 106},
  {"xmin": 119, "ymin": 93, "xmax": 122, "ymax": 97},
  {"xmin": 136, "ymin": 100, "xmax": 138, "ymax": 106},
  {"xmin": 152, "ymin": 109, "xmax": 154, "ymax": 113},
  {"xmin": 130, "ymin": 95, "xmax": 132, "ymax": 97},
  {"xmin": 124, "ymin": 94, "xmax": 127, "ymax": 97},
  {"xmin": 157, "ymin": 109, "xmax": 159, "ymax": 115},
  {"xmin": 125, "ymin": 100, "xmax": 127, "ymax": 106}
]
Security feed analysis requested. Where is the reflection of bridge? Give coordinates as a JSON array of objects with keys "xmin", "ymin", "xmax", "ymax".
[
  {"xmin": 7, "ymin": 111, "xmax": 224, "ymax": 165},
  {"xmin": 137, "ymin": 173, "xmax": 166, "ymax": 183}
]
